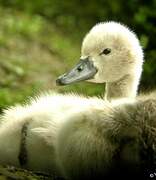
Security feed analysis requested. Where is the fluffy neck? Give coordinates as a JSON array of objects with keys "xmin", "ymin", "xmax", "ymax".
[{"xmin": 105, "ymin": 74, "xmax": 140, "ymax": 101}]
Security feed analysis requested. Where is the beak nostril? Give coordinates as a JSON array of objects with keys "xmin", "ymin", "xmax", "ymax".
[{"xmin": 77, "ymin": 65, "xmax": 83, "ymax": 72}]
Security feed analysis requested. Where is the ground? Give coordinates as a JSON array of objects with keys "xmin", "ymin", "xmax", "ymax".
[{"xmin": 0, "ymin": 165, "xmax": 65, "ymax": 180}]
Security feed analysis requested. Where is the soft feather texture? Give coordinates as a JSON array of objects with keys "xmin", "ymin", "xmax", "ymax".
[
  {"xmin": 81, "ymin": 22, "xmax": 143, "ymax": 100},
  {"xmin": 0, "ymin": 21, "xmax": 145, "ymax": 178},
  {"xmin": 56, "ymin": 93, "xmax": 156, "ymax": 179}
]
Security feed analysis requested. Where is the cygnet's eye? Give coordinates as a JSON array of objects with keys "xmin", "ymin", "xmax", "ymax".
[{"xmin": 100, "ymin": 48, "xmax": 111, "ymax": 55}]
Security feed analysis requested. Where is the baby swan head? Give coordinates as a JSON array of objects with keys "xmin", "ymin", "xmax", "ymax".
[{"xmin": 56, "ymin": 21, "xmax": 143, "ymax": 86}]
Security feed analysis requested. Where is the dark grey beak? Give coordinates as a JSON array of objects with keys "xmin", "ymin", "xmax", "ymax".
[{"xmin": 56, "ymin": 58, "xmax": 97, "ymax": 86}]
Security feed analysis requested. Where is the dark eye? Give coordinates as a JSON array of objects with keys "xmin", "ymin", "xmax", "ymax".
[{"xmin": 100, "ymin": 48, "xmax": 111, "ymax": 55}]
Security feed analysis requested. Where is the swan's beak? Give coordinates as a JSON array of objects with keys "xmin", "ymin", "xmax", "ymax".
[{"xmin": 56, "ymin": 58, "xmax": 97, "ymax": 85}]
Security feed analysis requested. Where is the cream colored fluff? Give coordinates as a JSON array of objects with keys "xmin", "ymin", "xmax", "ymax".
[{"xmin": 0, "ymin": 21, "xmax": 144, "ymax": 177}]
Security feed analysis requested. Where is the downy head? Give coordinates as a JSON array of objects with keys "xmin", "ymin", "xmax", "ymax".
[{"xmin": 56, "ymin": 22, "xmax": 143, "ymax": 94}]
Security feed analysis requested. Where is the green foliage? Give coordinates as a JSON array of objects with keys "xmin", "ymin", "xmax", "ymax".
[
  {"xmin": 0, "ymin": 7, "xmax": 101, "ymax": 109},
  {"xmin": 0, "ymin": 85, "xmax": 38, "ymax": 110}
]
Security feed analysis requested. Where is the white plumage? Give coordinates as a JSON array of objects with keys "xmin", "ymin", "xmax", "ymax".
[{"xmin": 0, "ymin": 21, "xmax": 145, "ymax": 178}]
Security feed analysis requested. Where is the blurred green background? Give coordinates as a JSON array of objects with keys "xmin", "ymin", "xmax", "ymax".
[{"xmin": 0, "ymin": 0, "xmax": 156, "ymax": 110}]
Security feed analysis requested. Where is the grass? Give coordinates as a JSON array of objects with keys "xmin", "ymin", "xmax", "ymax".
[{"xmin": 0, "ymin": 7, "xmax": 104, "ymax": 110}]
